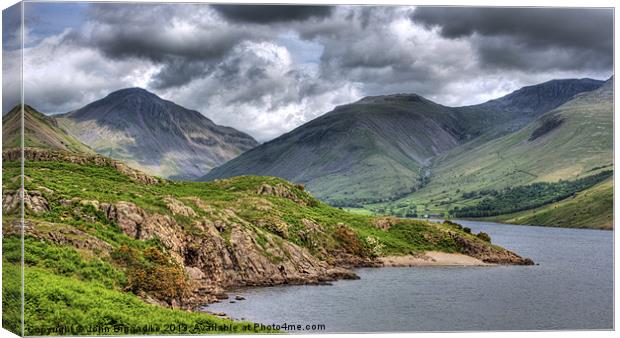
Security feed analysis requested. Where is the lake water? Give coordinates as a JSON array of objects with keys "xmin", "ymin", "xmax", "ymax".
[{"xmin": 203, "ymin": 221, "xmax": 613, "ymax": 332}]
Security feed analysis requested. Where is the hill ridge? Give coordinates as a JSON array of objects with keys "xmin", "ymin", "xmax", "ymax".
[{"xmin": 202, "ymin": 77, "xmax": 606, "ymax": 206}]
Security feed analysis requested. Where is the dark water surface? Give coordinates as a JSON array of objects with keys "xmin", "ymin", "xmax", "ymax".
[{"xmin": 203, "ymin": 221, "xmax": 613, "ymax": 332}]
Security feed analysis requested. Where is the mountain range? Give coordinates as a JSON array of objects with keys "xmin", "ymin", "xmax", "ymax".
[
  {"xmin": 202, "ymin": 78, "xmax": 608, "ymax": 208},
  {"xmin": 55, "ymin": 88, "xmax": 258, "ymax": 179},
  {"xmin": 397, "ymin": 77, "xmax": 613, "ymax": 228},
  {"xmin": 3, "ymin": 76, "xmax": 612, "ymax": 228}
]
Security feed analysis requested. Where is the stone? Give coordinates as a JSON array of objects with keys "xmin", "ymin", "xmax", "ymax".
[
  {"xmin": 37, "ymin": 186, "xmax": 54, "ymax": 194},
  {"xmin": 257, "ymin": 183, "xmax": 307, "ymax": 205},
  {"xmin": 183, "ymin": 196, "xmax": 214, "ymax": 213},
  {"xmin": 185, "ymin": 266, "xmax": 206, "ymax": 280},
  {"xmin": 59, "ymin": 199, "xmax": 74, "ymax": 206},
  {"xmin": 80, "ymin": 199, "xmax": 100, "ymax": 209},
  {"xmin": 164, "ymin": 196, "xmax": 197, "ymax": 217},
  {"xmin": 29, "ymin": 192, "xmax": 48, "ymax": 212},
  {"xmin": 373, "ymin": 217, "xmax": 396, "ymax": 230}
]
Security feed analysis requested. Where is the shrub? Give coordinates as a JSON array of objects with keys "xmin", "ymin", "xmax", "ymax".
[
  {"xmin": 476, "ymin": 232, "xmax": 492, "ymax": 242},
  {"xmin": 112, "ymin": 245, "xmax": 192, "ymax": 305}
]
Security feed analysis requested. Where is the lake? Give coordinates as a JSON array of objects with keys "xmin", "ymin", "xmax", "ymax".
[{"xmin": 202, "ymin": 221, "xmax": 613, "ymax": 332}]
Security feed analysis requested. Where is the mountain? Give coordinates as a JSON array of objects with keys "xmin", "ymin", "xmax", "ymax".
[
  {"xmin": 384, "ymin": 76, "xmax": 613, "ymax": 227},
  {"xmin": 203, "ymin": 94, "xmax": 466, "ymax": 206},
  {"xmin": 56, "ymin": 88, "xmax": 258, "ymax": 179},
  {"xmin": 202, "ymin": 78, "xmax": 604, "ymax": 206},
  {"xmin": 2, "ymin": 104, "xmax": 93, "ymax": 153},
  {"xmin": 453, "ymin": 78, "xmax": 604, "ymax": 140}
]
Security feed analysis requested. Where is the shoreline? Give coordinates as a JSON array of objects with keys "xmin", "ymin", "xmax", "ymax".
[
  {"xmin": 202, "ymin": 251, "xmax": 492, "ymax": 317},
  {"xmin": 379, "ymin": 251, "xmax": 493, "ymax": 267}
]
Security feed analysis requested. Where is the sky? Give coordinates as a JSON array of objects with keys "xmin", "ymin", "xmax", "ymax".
[{"xmin": 2, "ymin": 3, "xmax": 614, "ymax": 142}]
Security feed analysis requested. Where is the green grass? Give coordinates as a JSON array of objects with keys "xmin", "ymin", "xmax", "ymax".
[
  {"xmin": 2, "ymin": 264, "xmax": 272, "ymax": 335},
  {"xmin": 451, "ymin": 170, "xmax": 612, "ymax": 217},
  {"xmin": 485, "ymin": 178, "xmax": 613, "ymax": 229},
  {"xmin": 365, "ymin": 83, "xmax": 613, "ymax": 228},
  {"xmin": 5, "ymin": 236, "xmax": 125, "ymax": 289},
  {"xmin": 343, "ymin": 208, "xmax": 374, "ymax": 216},
  {"xmin": 5, "ymin": 159, "xmax": 482, "ymax": 259},
  {"xmin": 2, "ymin": 236, "xmax": 272, "ymax": 335}
]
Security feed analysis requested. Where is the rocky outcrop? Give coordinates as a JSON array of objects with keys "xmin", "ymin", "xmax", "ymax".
[
  {"xmin": 8, "ymin": 183, "xmax": 533, "ymax": 310},
  {"xmin": 3, "ymin": 219, "xmax": 113, "ymax": 253},
  {"xmin": 449, "ymin": 232, "xmax": 534, "ymax": 265},
  {"xmin": 182, "ymin": 196, "xmax": 214, "ymax": 213},
  {"xmin": 3, "ymin": 148, "xmax": 161, "ymax": 185},
  {"xmin": 94, "ymin": 200, "xmax": 363, "ymax": 307},
  {"xmin": 164, "ymin": 197, "xmax": 197, "ymax": 217},
  {"xmin": 373, "ymin": 217, "xmax": 397, "ymax": 230},
  {"xmin": 257, "ymin": 183, "xmax": 309, "ymax": 206},
  {"xmin": 2, "ymin": 189, "xmax": 50, "ymax": 214}
]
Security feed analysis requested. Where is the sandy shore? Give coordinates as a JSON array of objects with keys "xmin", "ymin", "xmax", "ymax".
[{"xmin": 380, "ymin": 251, "xmax": 493, "ymax": 267}]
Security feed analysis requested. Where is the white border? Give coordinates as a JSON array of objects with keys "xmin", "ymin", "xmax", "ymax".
[{"xmin": 0, "ymin": 1, "xmax": 616, "ymax": 338}]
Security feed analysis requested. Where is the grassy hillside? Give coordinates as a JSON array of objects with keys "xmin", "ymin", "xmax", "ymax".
[
  {"xmin": 2, "ymin": 105, "xmax": 94, "ymax": 153},
  {"xmin": 485, "ymin": 178, "xmax": 613, "ymax": 229},
  {"xmin": 372, "ymin": 78, "xmax": 613, "ymax": 226},
  {"xmin": 3, "ymin": 147, "xmax": 531, "ymax": 334},
  {"xmin": 204, "ymin": 94, "xmax": 469, "ymax": 206},
  {"xmin": 3, "ymin": 263, "xmax": 267, "ymax": 336},
  {"xmin": 203, "ymin": 79, "xmax": 605, "ymax": 209}
]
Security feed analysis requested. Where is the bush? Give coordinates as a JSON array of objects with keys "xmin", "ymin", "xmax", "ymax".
[
  {"xmin": 112, "ymin": 245, "xmax": 192, "ymax": 305},
  {"xmin": 476, "ymin": 232, "xmax": 492, "ymax": 242},
  {"xmin": 463, "ymin": 227, "xmax": 472, "ymax": 234}
]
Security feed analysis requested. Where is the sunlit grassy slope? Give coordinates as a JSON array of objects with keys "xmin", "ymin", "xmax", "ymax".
[
  {"xmin": 485, "ymin": 178, "xmax": 613, "ymax": 229},
  {"xmin": 2, "ymin": 105, "xmax": 94, "ymax": 153},
  {"xmin": 203, "ymin": 94, "xmax": 465, "ymax": 206},
  {"xmin": 375, "ymin": 78, "xmax": 613, "ymax": 226}
]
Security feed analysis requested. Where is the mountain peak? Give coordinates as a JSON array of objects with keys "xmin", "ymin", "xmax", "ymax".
[
  {"xmin": 105, "ymin": 87, "xmax": 160, "ymax": 100},
  {"xmin": 478, "ymin": 78, "xmax": 604, "ymax": 116},
  {"xmin": 357, "ymin": 93, "xmax": 430, "ymax": 105},
  {"xmin": 58, "ymin": 88, "xmax": 259, "ymax": 179}
]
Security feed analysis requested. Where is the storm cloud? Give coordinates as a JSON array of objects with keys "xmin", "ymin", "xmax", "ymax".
[
  {"xmin": 212, "ymin": 5, "xmax": 333, "ymax": 24},
  {"xmin": 6, "ymin": 4, "xmax": 614, "ymax": 140},
  {"xmin": 411, "ymin": 7, "xmax": 613, "ymax": 71}
]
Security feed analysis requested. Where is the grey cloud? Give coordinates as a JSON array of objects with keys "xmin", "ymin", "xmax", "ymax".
[
  {"xmin": 2, "ymin": 3, "xmax": 22, "ymax": 51},
  {"xmin": 18, "ymin": 4, "xmax": 614, "ymax": 140},
  {"xmin": 212, "ymin": 5, "xmax": 333, "ymax": 24},
  {"xmin": 149, "ymin": 59, "xmax": 213, "ymax": 90},
  {"xmin": 3, "ymin": 3, "xmax": 23, "ymax": 112},
  {"xmin": 306, "ymin": 7, "xmax": 460, "ymax": 97},
  {"xmin": 474, "ymin": 35, "xmax": 613, "ymax": 72},
  {"xmin": 411, "ymin": 7, "xmax": 613, "ymax": 71},
  {"xmin": 75, "ymin": 4, "xmax": 270, "ymax": 89}
]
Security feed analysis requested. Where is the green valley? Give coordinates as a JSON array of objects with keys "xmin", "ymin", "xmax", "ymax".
[
  {"xmin": 363, "ymin": 77, "xmax": 614, "ymax": 228},
  {"xmin": 201, "ymin": 77, "xmax": 612, "ymax": 229}
]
